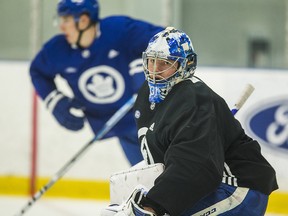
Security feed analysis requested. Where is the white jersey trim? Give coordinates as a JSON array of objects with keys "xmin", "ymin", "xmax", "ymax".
[
  {"xmin": 138, "ymin": 127, "xmax": 148, "ymax": 138},
  {"xmin": 45, "ymin": 90, "xmax": 65, "ymax": 112},
  {"xmin": 44, "ymin": 89, "xmax": 58, "ymax": 106},
  {"xmin": 191, "ymin": 187, "xmax": 249, "ymax": 216},
  {"xmin": 188, "ymin": 76, "xmax": 201, "ymax": 84},
  {"xmin": 222, "ymin": 162, "xmax": 238, "ymax": 187}
]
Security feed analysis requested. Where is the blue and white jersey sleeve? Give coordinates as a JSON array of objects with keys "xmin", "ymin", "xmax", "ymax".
[
  {"xmin": 30, "ymin": 41, "xmax": 57, "ymax": 100},
  {"xmin": 29, "ymin": 35, "xmax": 68, "ymax": 100}
]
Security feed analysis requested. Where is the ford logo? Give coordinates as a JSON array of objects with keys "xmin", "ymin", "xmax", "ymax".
[{"xmin": 244, "ymin": 98, "xmax": 288, "ymax": 152}]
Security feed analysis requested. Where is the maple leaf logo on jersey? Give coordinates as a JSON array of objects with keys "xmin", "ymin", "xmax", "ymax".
[
  {"xmin": 78, "ymin": 65, "xmax": 125, "ymax": 104},
  {"xmin": 87, "ymin": 74, "xmax": 115, "ymax": 98}
]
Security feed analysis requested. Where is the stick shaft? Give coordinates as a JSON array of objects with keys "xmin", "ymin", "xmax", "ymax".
[
  {"xmin": 15, "ymin": 95, "xmax": 137, "ymax": 216},
  {"xmin": 231, "ymin": 84, "xmax": 255, "ymax": 115}
]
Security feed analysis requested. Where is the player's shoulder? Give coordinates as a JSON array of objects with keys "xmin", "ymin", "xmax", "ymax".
[
  {"xmin": 173, "ymin": 77, "xmax": 207, "ymax": 97},
  {"xmin": 100, "ymin": 15, "xmax": 133, "ymax": 29},
  {"xmin": 169, "ymin": 77, "xmax": 217, "ymax": 109},
  {"xmin": 99, "ymin": 16, "xmax": 163, "ymax": 42},
  {"xmin": 185, "ymin": 77, "xmax": 227, "ymax": 111},
  {"xmin": 101, "ymin": 15, "xmax": 138, "ymax": 25},
  {"xmin": 185, "ymin": 77, "xmax": 216, "ymax": 97},
  {"xmin": 100, "ymin": 15, "xmax": 157, "ymax": 31},
  {"xmin": 42, "ymin": 34, "xmax": 69, "ymax": 51}
]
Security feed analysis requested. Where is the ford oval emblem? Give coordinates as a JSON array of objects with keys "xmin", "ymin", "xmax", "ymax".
[{"xmin": 244, "ymin": 98, "xmax": 288, "ymax": 152}]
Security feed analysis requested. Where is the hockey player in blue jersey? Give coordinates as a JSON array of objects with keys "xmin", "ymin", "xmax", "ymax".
[{"xmin": 29, "ymin": 0, "xmax": 164, "ymax": 165}]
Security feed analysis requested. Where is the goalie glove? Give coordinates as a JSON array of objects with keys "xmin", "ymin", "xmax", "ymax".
[
  {"xmin": 102, "ymin": 185, "xmax": 166, "ymax": 216},
  {"xmin": 120, "ymin": 186, "xmax": 155, "ymax": 216},
  {"xmin": 45, "ymin": 90, "xmax": 85, "ymax": 131}
]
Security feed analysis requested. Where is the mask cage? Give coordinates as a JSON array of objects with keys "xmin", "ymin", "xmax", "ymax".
[{"xmin": 142, "ymin": 52, "xmax": 188, "ymax": 84}]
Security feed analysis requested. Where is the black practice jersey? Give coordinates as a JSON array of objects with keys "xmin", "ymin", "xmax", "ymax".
[{"xmin": 133, "ymin": 78, "xmax": 278, "ymax": 216}]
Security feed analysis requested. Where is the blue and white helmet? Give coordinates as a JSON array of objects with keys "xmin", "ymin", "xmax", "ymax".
[
  {"xmin": 143, "ymin": 27, "xmax": 197, "ymax": 103},
  {"xmin": 57, "ymin": 0, "xmax": 99, "ymax": 23}
]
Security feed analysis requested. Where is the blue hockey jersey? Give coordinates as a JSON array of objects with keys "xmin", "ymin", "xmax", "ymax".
[{"xmin": 30, "ymin": 16, "xmax": 164, "ymax": 137}]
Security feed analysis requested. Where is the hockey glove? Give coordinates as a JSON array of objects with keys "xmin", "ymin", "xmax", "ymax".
[
  {"xmin": 120, "ymin": 186, "xmax": 167, "ymax": 216},
  {"xmin": 45, "ymin": 90, "xmax": 85, "ymax": 131},
  {"xmin": 101, "ymin": 185, "xmax": 156, "ymax": 216}
]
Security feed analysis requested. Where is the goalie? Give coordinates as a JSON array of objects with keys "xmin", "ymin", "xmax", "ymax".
[{"xmin": 103, "ymin": 27, "xmax": 278, "ymax": 216}]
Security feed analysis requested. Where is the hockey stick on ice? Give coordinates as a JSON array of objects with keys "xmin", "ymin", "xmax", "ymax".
[
  {"xmin": 231, "ymin": 83, "xmax": 255, "ymax": 115},
  {"xmin": 14, "ymin": 94, "xmax": 137, "ymax": 216}
]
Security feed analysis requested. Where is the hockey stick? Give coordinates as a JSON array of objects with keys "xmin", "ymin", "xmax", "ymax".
[
  {"xmin": 14, "ymin": 94, "xmax": 137, "ymax": 216},
  {"xmin": 231, "ymin": 83, "xmax": 255, "ymax": 115}
]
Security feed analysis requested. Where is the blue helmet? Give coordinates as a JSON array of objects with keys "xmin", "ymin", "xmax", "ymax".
[
  {"xmin": 57, "ymin": 0, "xmax": 99, "ymax": 23},
  {"xmin": 143, "ymin": 27, "xmax": 197, "ymax": 103}
]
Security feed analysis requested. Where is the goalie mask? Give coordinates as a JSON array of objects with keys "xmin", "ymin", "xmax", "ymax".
[{"xmin": 143, "ymin": 27, "xmax": 197, "ymax": 103}]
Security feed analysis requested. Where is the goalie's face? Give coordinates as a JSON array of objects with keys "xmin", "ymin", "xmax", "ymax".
[{"xmin": 146, "ymin": 57, "xmax": 179, "ymax": 82}]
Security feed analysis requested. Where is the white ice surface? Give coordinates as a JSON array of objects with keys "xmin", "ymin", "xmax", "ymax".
[
  {"xmin": 1, "ymin": 196, "xmax": 109, "ymax": 216},
  {"xmin": 1, "ymin": 195, "xmax": 286, "ymax": 216}
]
